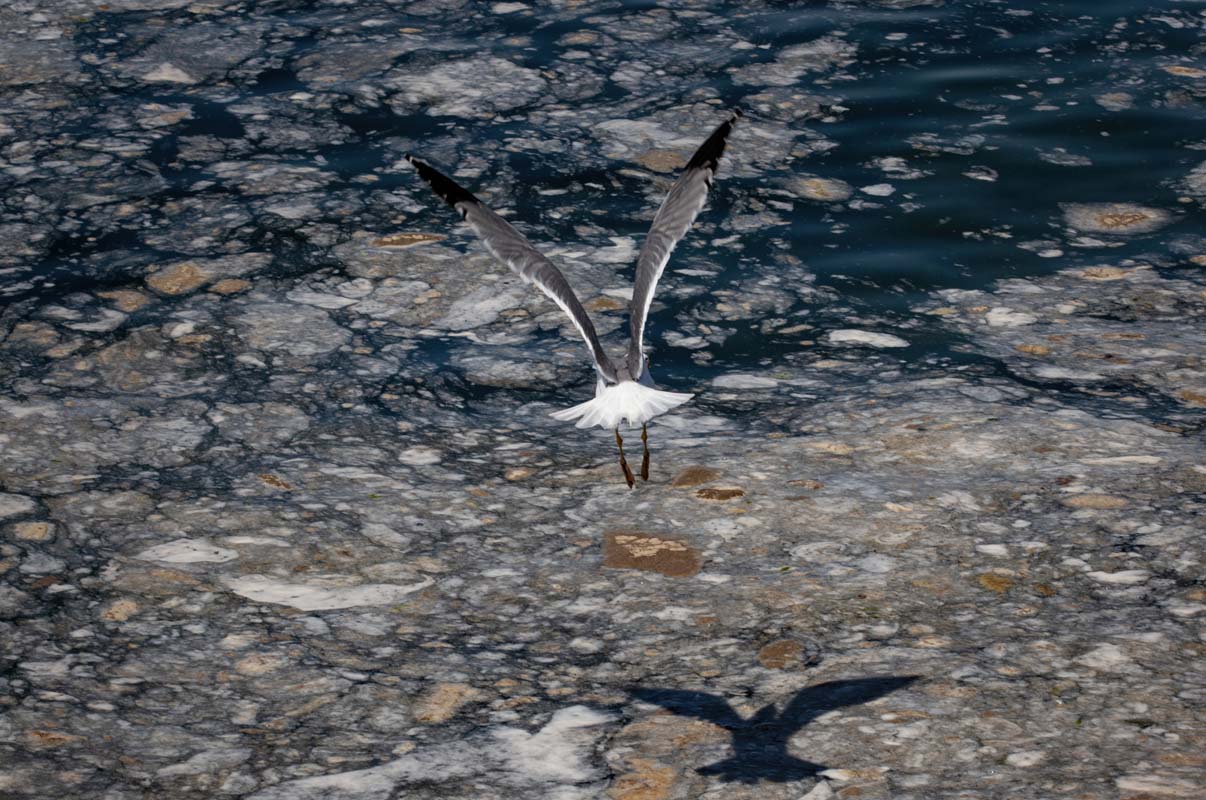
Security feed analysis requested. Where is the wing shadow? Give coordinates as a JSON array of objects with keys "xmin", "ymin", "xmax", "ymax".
[{"xmin": 629, "ymin": 676, "xmax": 918, "ymax": 784}]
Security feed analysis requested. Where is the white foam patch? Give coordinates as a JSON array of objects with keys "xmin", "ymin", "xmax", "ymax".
[
  {"xmin": 136, "ymin": 538, "xmax": 238, "ymax": 564},
  {"xmin": 593, "ymin": 236, "xmax": 638, "ymax": 264},
  {"xmin": 861, "ymin": 183, "xmax": 896, "ymax": 196},
  {"xmin": 655, "ymin": 414, "xmax": 731, "ymax": 433},
  {"xmin": 388, "ymin": 56, "xmax": 546, "ymax": 118},
  {"xmin": 493, "ymin": 706, "xmax": 616, "ymax": 783},
  {"xmin": 828, "ymin": 329, "xmax": 909, "ymax": 348},
  {"xmin": 157, "ymin": 748, "xmax": 251, "ymax": 777},
  {"xmin": 220, "ymin": 536, "xmax": 292, "ymax": 547},
  {"xmin": 285, "ymin": 289, "xmax": 358, "ymax": 309},
  {"xmin": 1087, "ymin": 570, "xmax": 1151, "ymax": 585},
  {"xmin": 399, "ymin": 446, "xmax": 442, "ymax": 466},
  {"xmin": 1082, "ymin": 455, "xmax": 1161, "ymax": 465},
  {"xmin": 985, "ymin": 307, "xmax": 1038, "ymax": 327},
  {"xmin": 248, "ymin": 762, "xmax": 414, "ymax": 800},
  {"xmin": 223, "ymin": 575, "xmax": 434, "ymax": 610},
  {"xmin": 246, "ymin": 705, "xmax": 615, "ymax": 800},
  {"xmin": 0, "ymin": 492, "xmax": 37, "ymax": 519},
  {"xmin": 433, "ymin": 285, "xmax": 526, "ymax": 331},
  {"xmin": 1034, "ymin": 365, "xmax": 1105, "ymax": 381},
  {"xmin": 712, "ymin": 373, "xmax": 780, "ymax": 389},
  {"xmin": 1075, "ymin": 643, "xmax": 1132, "ymax": 671},
  {"xmin": 144, "ymin": 62, "xmax": 196, "ymax": 84}
]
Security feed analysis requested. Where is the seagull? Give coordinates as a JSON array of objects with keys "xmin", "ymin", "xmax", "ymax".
[{"xmin": 406, "ymin": 109, "xmax": 741, "ymax": 487}]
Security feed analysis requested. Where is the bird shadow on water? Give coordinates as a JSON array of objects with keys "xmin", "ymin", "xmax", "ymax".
[{"xmin": 628, "ymin": 676, "xmax": 919, "ymax": 784}]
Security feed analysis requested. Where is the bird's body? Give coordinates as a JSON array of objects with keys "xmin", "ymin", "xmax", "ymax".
[
  {"xmin": 551, "ymin": 375, "xmax": 694, "ymax": 431},
  {"xmin": 407, "ymin": 110, "xmax": 741, "ymax": 485}
]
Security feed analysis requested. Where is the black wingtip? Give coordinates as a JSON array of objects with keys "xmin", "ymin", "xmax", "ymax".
[
  {"xmin": 685, "ymin": 109, "xmax": 742, "ymax": 173},
  {"xmin": 405, "ymin": 154, "xmax": 479, "ymax": 213}
]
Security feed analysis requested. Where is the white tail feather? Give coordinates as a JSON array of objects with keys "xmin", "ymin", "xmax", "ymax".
[{"xmin": 550, "ymin": 380, "xmax": 693, "ymax": 430}]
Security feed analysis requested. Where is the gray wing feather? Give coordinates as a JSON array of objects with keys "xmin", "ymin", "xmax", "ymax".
[
  {"xmin": 406, "ymin": 155, "xmax": 618, "ymax": 383},
  {"xmin": 626, "ymin": 110, "xmax": 741, "ymax": 376}
]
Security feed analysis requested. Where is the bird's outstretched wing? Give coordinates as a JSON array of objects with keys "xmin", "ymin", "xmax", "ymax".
[
  {"xmin": 406, "ymin": 155, "xmax": 618, "ymax": 383},
  {"xmin": 629, "ymin": 687, "xmax": 745, "ymax": 730},
  {"xmin": 625, "ymin": 110, "xmax": 742, "ymax": 376},
  {"xmin": 780, "ymin": 676, "xmax": 919, "ymax": 730}
]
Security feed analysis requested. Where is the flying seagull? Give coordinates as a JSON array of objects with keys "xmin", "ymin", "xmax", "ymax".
[
  {"xmin": 629, "ymin": 677, "xmax": 918, "ymax": 784},
  {"xmin": 406, "ymin": 109, "xmax": 741, "ymax": 487}
]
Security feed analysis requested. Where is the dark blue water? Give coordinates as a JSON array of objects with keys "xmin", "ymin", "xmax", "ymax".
[{"xmin": 2, "ymin": 0, "xmax": 1203, "ymax": 400}]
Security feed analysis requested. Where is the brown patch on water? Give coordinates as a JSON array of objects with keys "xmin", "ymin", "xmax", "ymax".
[
  {"xmin": 372, "ymin": 232, "xmax": 445, "ymax": 248},
  {"xmin": 603, "ymin": 531, "xmax": 702, "ymax": 578}
]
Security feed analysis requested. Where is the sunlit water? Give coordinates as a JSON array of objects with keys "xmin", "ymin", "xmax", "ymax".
[{"xmin": 3, "ymin": 0, "xmax": 1203, "ymax": 418}]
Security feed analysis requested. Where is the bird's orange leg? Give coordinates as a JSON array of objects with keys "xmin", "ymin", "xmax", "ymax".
[
  {"xmin": 640, "ymin": 423, "xmax": 650, "ymax": 481},
  {"xmin": 615, "ymin": 429, "xmax": 635, "ymax": 489}
]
